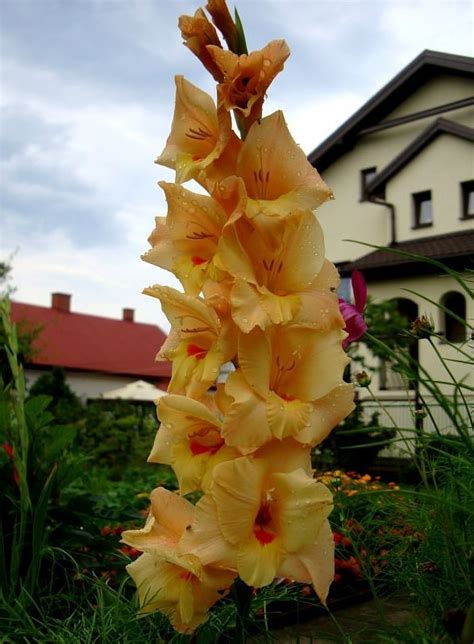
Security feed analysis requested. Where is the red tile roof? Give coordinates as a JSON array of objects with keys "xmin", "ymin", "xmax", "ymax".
[{"xmin": 11, "ymin": 301, "xmax": 171, "ymax": 379}]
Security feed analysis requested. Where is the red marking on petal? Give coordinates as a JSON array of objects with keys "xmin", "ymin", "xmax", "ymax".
[
  {"xmin": 189, "ymin": 439, "xmax": 222, "ymax": 455},
  {"xmin": 191, "ymin": 256, "xmax": 207, "ymax": 266},
  {"xmin": 187, "ymin": 343, "xmax": 208, "ymax": 360},
  {"xmin": 254, "ymin": 526, "xmax": 276, "ymax": 545}
]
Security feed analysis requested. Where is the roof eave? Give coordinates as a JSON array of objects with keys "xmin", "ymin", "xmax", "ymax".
[
  {"xmin": 308, "ymin": 50, "xmax": 474, "ymax": 172},
  {"xmin": 366, "ymin": 118, "xmax": 474, "ymax": 194}
]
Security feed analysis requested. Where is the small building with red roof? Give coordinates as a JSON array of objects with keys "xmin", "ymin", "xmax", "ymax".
[{"xmin": 11, "ymin": 292, "xmax": 171, "ymax": 401}]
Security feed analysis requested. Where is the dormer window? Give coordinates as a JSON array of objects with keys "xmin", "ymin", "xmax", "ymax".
[
  {"xmin": 461, "ymin": 180, "xmax": 474, "ymax": 219},
  {"xmin": 360, "ymin": 167, "xmax": 385, "ymax": 201},
  {"xmin": 413, "ymin": 190, "xmax": 432, "ymax": 228},
  {"xmin": 360, "ymin": 167, "xmax": 377, "ymax": 201}
]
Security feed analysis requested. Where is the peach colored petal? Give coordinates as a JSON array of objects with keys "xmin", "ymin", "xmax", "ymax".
[
  {"xmin": 150, "ymin": 395, "xmax": 239, "ymax": 493},
  {"xmin": 295, "ymin": 384, "xmax": 355, "ymax": 446},
  {"xmin": 197, "ymin": 130, "xmax": 242, "ymax": 192},
  {"xmin": 206, "ymin": 0, "xmax": 238, "ymax": 52},
  {"xmin": 253, "ymin": 438, "xmax": 312, "ymax": 476},
  {"xmin": 212, "ymin": 456, "xmax": 266, "ymax": 545},
  {"xmin": 145, "ymin": 182, "xmax": 227, "ymax": 295},
  {"xmin": 272, "ymin": 211, "xmax": 325, "ymax": 293},
  {"xmin": 271, "ymin": 471, "xmax": 333, "ymax": 552},
  {"xmin": 148, "ymin": 422, "xmax": 173, "ymax": 466},
  {"xmin": 178, "ymin": 9, "xmax": 224, "ymax": 82},
  {"xmin": 293, "ymin": 289, "xmax": 345, "ymax": 330},
  {"xmin": 219, "ymin": 212, "xmax": 328, "ymax": 331},
  {"xmin": 310, "ymin": 257, "xmax": 341, "ymax": 291},
  {"xmin": 269, "ymin": 326, "xmax": 349, "ymax": 402},
  {"xmin": 180, "ymin": 493, "xmax": 237, "ymax": 568},
  {"xmin": 231, "ymin": 281, "xmax": 298, "ymax": 332},
  {"xmin": 158, "ymin": 393, "xmax": 221, "ymax": 430},
  {"xmin": 237, "ymin": 327, "xmax": 271, "ymax": 399},
  {"xmin": 211, "ymin": 175, "xmax": 248, "ymax": 224},
  {"xmin": 151, "ymin": 487, "xmax": 194, "ymax": 539},
  {"xmin": 121, "ymin": 487, "xmax": 194, "ymax": 553},
  {"xmin": 266, "ymin": 391, "xmax": 313, "ymax": 440},
  {"xmin": 278, "ymin": 520, "xmax": 335, "ymax": 605},
  {"xmin": 127, "ymin": 552, "xmax": 233, "ymax": 633},
  {"xmin": 217, "ymin": 217, "xmax": 257, "ymax": 285},
  {"xmin": 236, "ymin": 111, "xmax": 332, "ymax": 217},
  {"xmin": 144, "ymin": 285, "xmax": 237, "ymax": 397},
  {"xmin": 170, "ymin": 443, "xmax": 208, "ymax": 495},
  {"xmin": 221, "ymin": 370, "xmax": 271, "ymax": 449},
  {"xmin": 156, "ymin": 76, "xmax": 231, "ymax": 184},
  {"xmin": 257, "ymin": 285, "xmax": 302, "ymax": 327},
  {"xmin": 141, "ymin": 217, "xmax": 177, "ymax": 273},
  {"xmin": 208, "ymin": 40, "xmax": 290, "ymax": 132},
  {"xmin": 236, "ymin": 536, "xmax": 285, "ymax": 588},
  {"xmin": 201, "ymin": 278, "xmax": 234, "ymax": 318}
]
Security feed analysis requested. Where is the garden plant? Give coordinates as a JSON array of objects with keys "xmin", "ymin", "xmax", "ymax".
[{"xmin": 0, "ymin": 1, "xmax": 473, "ymax": 641}]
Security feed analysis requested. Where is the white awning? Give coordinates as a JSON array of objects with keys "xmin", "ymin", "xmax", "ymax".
[{"xmin": 100, "ymin": 379, "xmax": 167, "ymax": 402}]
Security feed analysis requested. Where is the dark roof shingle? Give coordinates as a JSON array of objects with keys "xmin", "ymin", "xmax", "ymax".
[{"xmin": 338, "ymin": 230, "xmax": 474, "ymax": 279}]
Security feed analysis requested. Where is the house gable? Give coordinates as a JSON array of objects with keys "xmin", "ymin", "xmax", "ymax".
[
  {"xmin": 367, "ymin": 118, "xmax": 474, "ymax": 195},
  {"xmin": 308, "ymin": 50, "xmax": 474, "ymax": 172},
  {"xmin": 311, "ymin": 51, "xmax": 474, "ymax": 265}
]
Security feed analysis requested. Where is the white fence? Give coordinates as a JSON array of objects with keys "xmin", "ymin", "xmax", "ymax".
[{"xmin": 360, "ymin": 397, "xmax": 473, "ymax": 458}]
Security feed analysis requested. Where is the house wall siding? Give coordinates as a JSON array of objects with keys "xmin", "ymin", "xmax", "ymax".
[
  {"xmin": 316, "ymin": 75, "xmax": 473, "ymax": 264},
  {"xmin": 24, "ymin": 369, "xmax": 166, "ymax": 402},
  {"xmin": 386, "ymin": 135, "xmax": 474, "ymax": 241},
  {"xmin": 356, "ymin": 272, "xmax": 473, "ymax": 400},
  {"xmin": 381, "ymin": 74, "xmax": 474, "ymax": 121}
]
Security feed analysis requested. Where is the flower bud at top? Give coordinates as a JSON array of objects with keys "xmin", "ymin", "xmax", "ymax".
[{"xmin": 206, "ymin": 0, "xmax": 239, "ymax": 53}]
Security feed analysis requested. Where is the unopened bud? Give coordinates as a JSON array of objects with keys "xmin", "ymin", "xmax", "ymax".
[
  {"xmin": 354, "ymin": 371, "xmax": 371, "ymax": 387},
  {"xmin": 410, "ymin": 314, "xmax": 434, "ymax": 339}
]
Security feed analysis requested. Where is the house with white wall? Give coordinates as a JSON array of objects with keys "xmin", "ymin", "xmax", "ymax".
[
  {"xmin": 11, "ymin": 293, "xmax": 171, "ymax": 402},
  {"xmin": 308, "ymin": 50, "xmax": 473, "ymax": 439}
]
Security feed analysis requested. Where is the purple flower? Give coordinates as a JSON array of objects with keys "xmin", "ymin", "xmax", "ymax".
[{"xmin": 339, "ymin": 270, "xmax": 368, "ymax": 349}]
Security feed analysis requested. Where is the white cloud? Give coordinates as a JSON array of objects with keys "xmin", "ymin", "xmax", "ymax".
[
  {"xmin": 3, "ymin": 228, "xmax": 178, "ymax": 332},
  {"xmin": 1, "ymin": 0, "xmax": 472, "ymax": 342}
]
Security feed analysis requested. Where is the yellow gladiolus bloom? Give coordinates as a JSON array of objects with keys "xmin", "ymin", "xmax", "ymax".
[
  {"xmin": 142, "ymin": 182, "xmax": 227, "ymax": 296},
  {"xmin": 149, "ymin": 394, "xmax": 239, "ymax": 494},
  {"xmin": 122, "ymin": 488, "xmax": 235, "ymax": 633},
  {"xmin": 143, "ymin": 285, "xmax": 237, "ymax": 398},
  {"xmin": 207, "ymin": 40, "xmax": 290, "ymax": 127},
  {"xmin": 205, "ymin": 0, "xmax": 239, "ymax": 52},
  {"xmin": 236, "ymin": 111, "xmax": 332, "ymax": 218},
  {"xmin": 156, "ymin": 76, "xmax": 231, "ymax": 184},
  {"xmin": 221, "ymin": 325, "xmax": 353, "ymax": 449},
  {"xmin": 218, "ymin": 210, "xmax": 328, "ymax": 331},
  {"xmin": 178, "ymin": 9, "xmax": 224, "ymax": 83},
  {"xmin": 278, "ymin": 519, "xmax": 335, "ymax": 605},
  {"xmin": 181, "ymin": 440, "xmax": 334, "ymax": 590}
]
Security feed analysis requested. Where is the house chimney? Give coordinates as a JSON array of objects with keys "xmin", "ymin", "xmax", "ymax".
[
  {"xmin": 51, "ymin": 292, "xmax": 71, "ymax": 312},
  {"xmin": 123, "ymin": 308, "xmax": 134, "ymax": 322}
]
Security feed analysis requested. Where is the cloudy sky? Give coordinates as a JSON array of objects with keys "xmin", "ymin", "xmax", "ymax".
[{"xmin": 1, "ymin": 0, "xmax": 472, "ymax": 332}]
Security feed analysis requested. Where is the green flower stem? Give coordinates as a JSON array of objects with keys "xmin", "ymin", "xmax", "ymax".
[{"xmin": 231, "ymin": 577, "xmax": 253, "ymax": 643}]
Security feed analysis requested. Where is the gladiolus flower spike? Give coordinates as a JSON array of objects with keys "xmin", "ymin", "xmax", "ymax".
[{"xmin": 127, "ymin": 0, "xmax": 355, "ymax": 633}]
